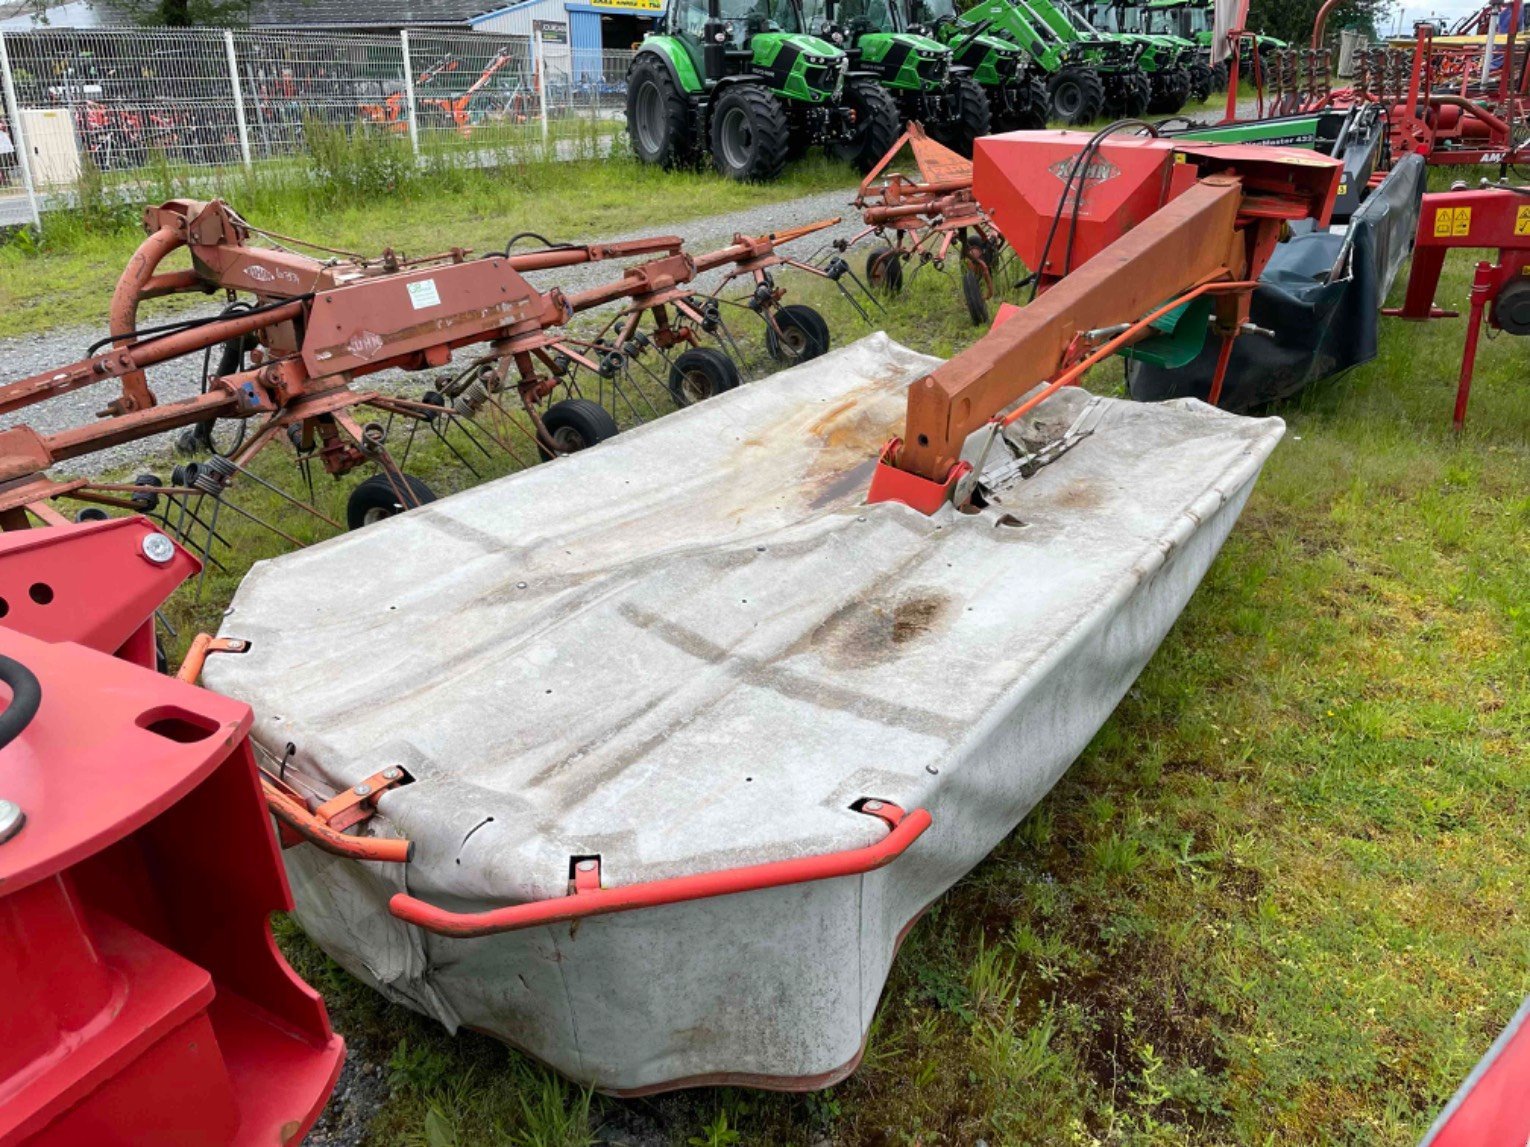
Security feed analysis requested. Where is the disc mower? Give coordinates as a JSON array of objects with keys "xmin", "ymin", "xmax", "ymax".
[
  {"xmin": 1383, "ymin": 180, "xmax": 1530, "ymax": 428},
  {"xmin": 626, "ymin": 0, "xmax": 901, "ymax": 180}
]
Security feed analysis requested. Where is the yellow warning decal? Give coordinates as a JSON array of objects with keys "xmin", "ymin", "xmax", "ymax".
[
  {"xmin": 1337, "ymin": 183, "xmax": 1348, "ymax": 198},
  {"xmin": 1434, "ymin": 206, "xmax": 1472, "ymax": 237},
  {"xmin": 1516, "ymin": 205, "xmax": 1530, "ymax": 235}
]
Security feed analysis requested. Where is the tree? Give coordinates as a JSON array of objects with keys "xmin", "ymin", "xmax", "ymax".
[{"xmin": 1248, "ymin": 0, "xmax": 1390, "ymax": 42}]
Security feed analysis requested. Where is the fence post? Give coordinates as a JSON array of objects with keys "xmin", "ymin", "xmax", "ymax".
[
  {"xmin": 223, "ymin": 30, "xmax": 252, "ymax": 168},
  {"xmin": 0, "ymin": 31, "xmax": 41, "ymax": 229},
  {"xmin": 534, "ymin": 28, "xmax": 549, "ymax": 143},
  {"xmin": 400, "ymin": 30, "xmax": 420, "ymax": 157}
]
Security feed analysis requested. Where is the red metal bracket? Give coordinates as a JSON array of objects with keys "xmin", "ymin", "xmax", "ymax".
[{"xmin": 388, "ymin": 800, "xmax": 932, "ymax": 939}]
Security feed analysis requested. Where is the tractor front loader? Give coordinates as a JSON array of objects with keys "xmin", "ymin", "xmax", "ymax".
[
  {"xmin": 804, "ymin": 0, "xmax": 992, "ymax": 156},
  {"xmin": 961, "ymin": 0, "xmax": 1148, "ymax": 123},
  {"xmin": 1092, "ymin": 0, "xmax": 1207, "ymax": 107},
  {"xmin": 626, "ymin": 0, "xmax": 900, "ymax": 180}
]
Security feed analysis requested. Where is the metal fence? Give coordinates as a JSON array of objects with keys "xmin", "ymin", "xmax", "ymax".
[{"xmin": 0, "ymin": 27, "xmax": 636, "ymax": 226}]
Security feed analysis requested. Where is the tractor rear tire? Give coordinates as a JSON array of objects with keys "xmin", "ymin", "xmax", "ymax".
[
  {"xmin": 1147, "ymin": 66, "xmax": 1191, "ymax": 114},
  {"xmin": 829, "ymin": 77, "xmax": 901, "ymax": 173},
  {"xmin": 346, "ymin": 472, "xmax": 436, "ymax": 530},
  {"xmin": 766, "ymin": 304, "xmax": 831, "ymax": 362},
  {"xmin": 539, "ymin": 398, "xmax": 620, "ymax": 458},
  {"xmin": 627, "ymin": 54, "xmax": 696, "ymax": 170},
  {"xmin": 865, "ymin": 246, "xmax": 904, "ymax": 294},
  {"xmin": 1186, "ymin": 60, "xmax": 1214, "ymax": 104},
  {"xmin": 667, "ymin": 347, "xmax": 741, "ymax": 408},
  {"xmin": 710, "ymin": 84, "xmax": 790, "ymax": 182},
  {"xmin": 1048, "ymin": 66, "xmax": 1105, "ymax": 126}
]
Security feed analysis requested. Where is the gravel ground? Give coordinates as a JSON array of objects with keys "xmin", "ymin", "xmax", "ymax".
[{"xmin": 0, "ymin": 185, "xmax": 864, "ymax": 479}]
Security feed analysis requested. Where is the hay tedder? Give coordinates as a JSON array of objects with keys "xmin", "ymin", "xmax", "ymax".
[{"xmin": 0, "ymin": 201, "xmax": 842, "ymax": 559}]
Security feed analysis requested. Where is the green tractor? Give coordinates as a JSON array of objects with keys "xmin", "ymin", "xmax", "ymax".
[
  {"xmin": 803, "ymin": 0, "xmax": 991, "ymax": 156},
  {"xmin": 626, "ymin": 0, "xmax": 901, "ymax": 181},
  {"xmin": 1141, "ymin": 0, "xmax": 1225, "ymax": 91},
  {"xmin": 1092, "ymin": 1, "xmax": 1213, "ymax": 104},
  {"xmin": 1065, "ymin": 0, "xmax": 1196, "ymax": 112},
  {"xmin": 960, "ymin": 0, "xmax": 1151, "ymax": 124},
  {"xmin": 901, "ymin": 0, "xmax": 1048, "ymax": 131}
]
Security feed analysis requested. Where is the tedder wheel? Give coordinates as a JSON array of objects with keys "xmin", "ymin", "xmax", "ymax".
[
  {"xmin": 346, "ymin": 472, "xmax": 437, "ymax": 530},
  {"xmin": 962, "ymin": 268, "xmax": 989, "ymax": 326},
  {"xmin": 74, "ymin": 507, "xmax": 110, "ymax": 522},
  {"xmin": 709, "ymin": 85, "xmax": 790, "ymax": 182},
  {"xmin": 829, "ymin": 77, "xmax": 901, "ymax": 173},
  {"xmin": 1047, "ymin": 66, "xmax": 1105, "ymax": 126},
  {"xmin": 538, "ymin": 398, "xmax": 620, "ymax": 458},
  {"xmin": 627, "ymin": 54, "xmax": 696, "ymax": 169},
  {"xmin": 935, "ymin": 74, "xmax": 992, "ymax": 158},
  {"xmin": 765, "ymin": 304, "xmax": 831, "ymax": 363},
  {"xmin": 865, "ymin": 246, "xmax": 905, "ymax": 294},
  {"xmin": 667, "ymin": 347, "xmax": 741, "ymax": 408}
]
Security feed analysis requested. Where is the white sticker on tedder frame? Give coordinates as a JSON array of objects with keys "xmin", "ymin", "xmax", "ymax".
[{"xmin": 407, "ymin": 278, "xmax": 441, "ymax": 309}]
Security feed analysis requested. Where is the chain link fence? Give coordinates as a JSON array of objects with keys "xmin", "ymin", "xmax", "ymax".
[{"xmin": 0, "ymin": 26, "xmax": 636, "ymax": 226}]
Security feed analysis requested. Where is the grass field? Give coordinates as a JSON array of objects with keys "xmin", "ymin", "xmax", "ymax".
[{"xmin": 18, "ymin": 151, "xmax": 1530, "ymax": 1145}]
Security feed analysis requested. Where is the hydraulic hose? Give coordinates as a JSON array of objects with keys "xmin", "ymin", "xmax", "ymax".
[{"xmin": 0, "ymin": 654, "xmax": 42, "ymax": 753}]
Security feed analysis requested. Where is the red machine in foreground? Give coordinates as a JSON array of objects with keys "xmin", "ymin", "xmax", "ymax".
[
  {"xmin": 0, "ymin": 518, "xmax": 342, "ymax": 1144},
  {"xmin": 1384, "ymin": 182, "xmax": 1530, "ymax": 428}
]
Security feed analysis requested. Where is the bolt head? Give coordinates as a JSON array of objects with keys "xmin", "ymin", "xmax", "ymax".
[
  {"xmin": 140, "ymin": 532, "xmax": 175, "ymax": 565},
  {"xmin": 0, "ymin": 799, "xmax": 23, "ymax": 844},
  {"xmin": 353, "ymin": 783, "xmax": 372, "ymax": 797},
  {"xmin": 864, "ymin": 799, "xmax": 884, "ymax": 812},
  {"xmin": 382, "ymin": 767, "xmax": 402, "ymax": 781},
  {"xmin": 577, "ymin": 859, "xmax": 597, "ymax": 872}
]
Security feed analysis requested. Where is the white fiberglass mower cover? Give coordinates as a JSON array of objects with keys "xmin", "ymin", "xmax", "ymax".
[{"xmin": 206, "ymin": 333, "xmax": 1283, "ymax": 1094}]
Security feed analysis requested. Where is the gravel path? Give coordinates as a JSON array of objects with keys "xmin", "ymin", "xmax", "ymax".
[{"xmin": 0, "ymin": 185, "xmax": 863, "ymax": 478}]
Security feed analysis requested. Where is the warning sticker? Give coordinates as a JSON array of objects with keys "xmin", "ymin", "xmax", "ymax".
[
  {"xmin": 1516, "ymin": 205, "xmax": 1530, "ymax": 236},
  {"xmin": 406, "ymin": 278, "xmax": 441, "ymax": 309},
  {"xmin": 1433, "ymin": 207, "xmax": 1472, "ymax": 238}
]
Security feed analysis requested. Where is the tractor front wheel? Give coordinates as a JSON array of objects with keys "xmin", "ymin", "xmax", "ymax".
[
  {"xmin": 933, "ymin": 74, "xmax": 991, "ymax": 157},
  {"xmin": 710, "ymin": 85, "xmax": 790, "ymax": 182},
  {"xmin": 828, "ymin": 77, "xmax": 901, "ymax": 173},
  {"xmin": 1047, "ymin": 67, "xmax": 1105, "ymax": 126},
  {"xmin": 1147, "ymin": 66, "xmax": 1191, "ymax": 114},
  {"xmin": 627, "ymin": 54, "xmax": 695, "ymax": 169},
  {"xmin": 1186, "ymin": 60, "xmax": 1214, "ymax": 104}
]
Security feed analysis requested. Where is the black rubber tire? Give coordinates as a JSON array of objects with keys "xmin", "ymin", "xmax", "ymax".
[
  {"xmin": 709, "ymin": 84, "xmax": 790, "ymax": 182},
  {"xmin": 1108, "ymin": 70, "xmax": 1151, "ymax": 118},
  {"xmin": 936, "ymin": 74, "xmax": 991, "ymax": 157},
  {"xmin": 1147, "ymin": 67, "xmax": 1190, "ymax": 114},
  {"xmin": 961, "ymin": 267, "xmax": 988, "ymax": 326},
  {"xmin": 627, "ymin": 53, "xmax": 697, "ymax": 170},
  {"xmin": 345, "ymin": 472, "xmax": 436, "ymax": 530},
  {"xmin": 666, "ymin": 348, "xmax": 741, "ymax": 408},
  {"xmin": 74, "ymin": 507, "xmax": 110, "ymax": 522},
  {"xmin": 829, "ymin": 77, "xmax": 901, "ymax": 173},
  {"xmin": 865, "ymin": 245, "xmax": 904, "ymax": 294},
  {"xmin": 1186, "ymin": 60, "xmax": 1214, "ymax": 104},
  {"xmin": 1015, "ymin": 76, "xmax": 1050, "ymax": 129},
  {"xmin": 539, "ymin": 398, "xmax": 620, "ymax": 457},
  {"xmin": 1048, "ymin": 67, "xmax": 1105, "ymax": 126},
  {"xmin": 1210, "ymin": 60, "xmax": 1229, "ymax": 93},
  {"xmin": 765, "ymin": 304, "xmax": 831, "ymax": 363}
]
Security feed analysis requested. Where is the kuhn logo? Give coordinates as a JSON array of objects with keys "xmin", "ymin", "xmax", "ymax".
[{"xmin": 1048, "ymin": 155, "xmax": 1120, "ymax": 185}]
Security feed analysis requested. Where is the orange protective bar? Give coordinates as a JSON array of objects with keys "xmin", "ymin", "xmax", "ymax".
[
  {"xmin": 263, "ymin": 780, "xmax": 414, "ymax": 864},
  {"xmin": 389, "ymin": 804, "xmax": 932, "ymax": 938},
  {"xmin": 175, "ymin": 633, "xmax": 248, "ymax": 683}
]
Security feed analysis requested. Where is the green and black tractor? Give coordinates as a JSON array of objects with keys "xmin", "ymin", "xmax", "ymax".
[
  {"xmin": 1141, "ymin": 0, "xmax": 1225, "ymax": 90},
  {"xmin": 901, "ymin": 0, "xmax": 1048, "ymax": 131},
  {"xmin": 960, "ymin": 0, "xmax": 1150, "ymax": 123},
  {"xmin": 626, "ymin": 0, "xmax": 901, "ymax": 181},
  {"xmin": 1091, "ymin": 1, "xmax": 1211, "ymax": 105},
  {"xmin": 803, "ymin": 0, "xmax": 991, "ymax": 156}
]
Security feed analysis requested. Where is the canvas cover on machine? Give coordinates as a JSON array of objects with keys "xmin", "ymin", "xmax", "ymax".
[
  {"xmin": 1127, "ymin": 155, "xmax": 1427, "ymax": 412},
  {"xmin": 206, "ymin": 335, "xmax": 1285, "ymax": 1093}
]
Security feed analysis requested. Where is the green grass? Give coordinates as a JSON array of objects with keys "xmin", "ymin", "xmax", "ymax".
[{"xmin": 69, "ymin": 162, "xmax": 1530, "ymax": 1144}]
